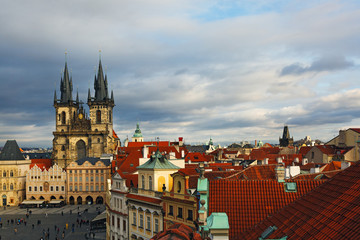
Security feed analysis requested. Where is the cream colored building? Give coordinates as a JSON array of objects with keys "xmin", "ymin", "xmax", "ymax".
[
  {"xmin": 128, "ymin": 150, "xmax": 181, "ymax": 240},
  {"xmin": 108, "ymin": 172, "xmax": 129, "ymax": 240},
  {"xmin": 327, "ymin": 128, "xmax": 360, "ymax": 162},
  {"xmin": 26, "ymin": 164, "xmax": 66, "ymax": 202},
  {"xmin": 0, "ymin": 140, "xmax": 31, "ymax": 206},
  {"xmin": 66, "ymin": 157, "xmax": 111, "ymax": 205}
]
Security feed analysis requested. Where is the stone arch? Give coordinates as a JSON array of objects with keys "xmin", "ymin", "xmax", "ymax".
[
  {"xmin": 69, "ymin": 196, "xmax": 75, "ymax": 205},
  {"xmin": 2, "ymin": 195, "xmax": 6, "ymax": 206},
  {"xmin": 61, "ymin": 111, "xmax": 66, "ymax": 124},
  {"xmin": 30, "ymin": 196, "xmax": 36, "ymax": 200},
  {"xmin": 86, "ymin": 196, "xmax": 93, "ymax": 204},
  {"xmin": 39, "ymin": 196, "xmax": 44, "ymax": 200},
  {"xmin": 96, "ymin": 196, "xmax": 103, "ymax": 204},
  {"xmin": 76, "ymin": 140, "xmax": 86, "ymax": 160},
  {"xmin": 59, "ymin": 196, "xmax": 64, "ymax": 199},
  {"xmin": 77, "ymin": 196, "xmax": 82, "ymax": 205},
  {"xmin": 50, "ymin": 196, "xmax": 56, "ymax": 200}
]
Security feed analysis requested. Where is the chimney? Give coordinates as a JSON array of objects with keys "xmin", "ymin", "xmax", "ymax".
[
  {"xmin": 275, "ymin": 165, "xmax": 285, "ymax": 182},
  {"xmin": 302, "ymin": 158, "xmax": 308, "ymax": 165},
  {"xmin": 276, "ymin": 157, "xmax": 283, "ymax": 164},
  {"xmin": 181, "ymin": 150, "xmax": 185, "ymax": 158},
  {"xmin": 143, "ymin": 146, "xmax": 149, "ymax": 158},
  {"xmin": 294, "ymin": 157, "xmax": 299, "ymax": 163},
  {"xmin": 264, "ymin": 158, "xmax": 269, "ymax": 165}
]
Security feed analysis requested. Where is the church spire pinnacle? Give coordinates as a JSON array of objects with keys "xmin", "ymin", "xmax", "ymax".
[
  {"xmin": 60, "ymin": 55, "xmax": 73, "ymax": 103},
  {"xmin": 93, "ymin": 53, "xmax": 109, "ymax": 102}
]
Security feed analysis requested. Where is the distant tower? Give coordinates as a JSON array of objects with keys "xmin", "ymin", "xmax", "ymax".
[
  {"xmin": 132, "ymin": 123, "xmax": 144, "ymax": 142},
  {"xmin": 279, "ymin": 126, "xmax": 294, "ymax": 147},
  {"xmin": 53, "ymin": 55, "xmax": 116, "ymax": 168}
]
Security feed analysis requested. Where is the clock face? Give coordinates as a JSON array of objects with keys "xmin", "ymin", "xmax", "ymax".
[{"xmin": 79, "ymin": 113, "xmax": 83, "ymax": 119}]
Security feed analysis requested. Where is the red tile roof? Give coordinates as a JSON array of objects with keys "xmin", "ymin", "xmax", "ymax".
[
  {"xmin": 298, "ymin": 146, "xmax": 312, "ymax": 156},
  {"xmin": 350, "ymin": 128, "xmax": 360, "ymax": 134},
  {"xmin": 151, "ymin": 223, "xmax": 202, "ymax": 240},
  {"xmin": 208, "ymin": 179, "xmax": 326, "ymax": 239},
  {"xmin": 293, "ymin": 169, "xmax": 342, "ymax": 180},
  {"xmin": 184, "ymin": 152, "xmax": 209, "ymax": 163},
  {"xmin": 240, "ymin": 161, "xmax": 360, "ymax": 240},
  {"xmin": 321, "ymin": 160, "xmax": 351, "ymax": 172},
  {"xmin": 224, "ymin": 165, "xmax": 278, "ymax": 180},
  {"xmin": 30, "ymin": 159, "xmax": 52, "ymax": 170},
  {"xmin": 127, "ymin": 193, "xmax": 162, "ymax": 204},
  {"xmin": 127, "ymin": 141, "xmax": 171, "ymax": 148}
]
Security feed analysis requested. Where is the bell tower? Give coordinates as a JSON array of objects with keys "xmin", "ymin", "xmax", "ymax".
[
  {"xmin": 87, "ymin": 56, "xmax": 115, "ymax": 157},
  {"xmin": 53, "ymin": 59, "xmax": 79, "ymax": 168}
]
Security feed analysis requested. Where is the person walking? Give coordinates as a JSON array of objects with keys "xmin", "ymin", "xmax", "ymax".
[{"xmin": 14, "ymin": 228, "xmax": 17, "ymax": 235}]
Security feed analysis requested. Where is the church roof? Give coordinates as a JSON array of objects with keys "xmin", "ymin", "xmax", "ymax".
[
  {"xmin": 0, "ymin": 140, "xmax": 25, "ymax": 161},
  {"xmin": 75, "ymin": 157, "xmax": 110, "ymax": 166},
  {"xmin": 137, "ymin": 149, "xmax": 180, "ymax": 170},
  {"xmin": 132, "ymin": 123, "xmax": 143, "ymax": 138}
]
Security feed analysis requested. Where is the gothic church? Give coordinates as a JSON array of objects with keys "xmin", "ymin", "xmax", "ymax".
[{"xmin": 53, "ymin": 58, "xmax": 117, "ymax": 168}]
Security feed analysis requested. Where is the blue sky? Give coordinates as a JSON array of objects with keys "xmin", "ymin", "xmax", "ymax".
[{"xmin": 0, "ymin": 0, "xmax": 360, "ymax": 147}]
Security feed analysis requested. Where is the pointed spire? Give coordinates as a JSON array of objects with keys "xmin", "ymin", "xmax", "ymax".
[
  {"xmin": 88, "ymin": 88, "xmax": 91, "ymax": 102},
  {"xmin": 111, "ymin": 90, "xmax": 114, "ymax": 102},
  {"xmin": 54, "ymin": 90, "xmax": 57, "ymax": 103},
  {"xmin": 93, "ymin": 53, "xmax": 109, "ymax": 102},
  {"xmin": 76, "ymin": 90, "xmax": 79, "ymax": 103},
  {"xmin": 60, "ymin": 53, "xmax": 73, "ymax": 103}
]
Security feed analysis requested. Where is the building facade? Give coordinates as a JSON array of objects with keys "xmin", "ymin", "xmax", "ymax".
[
  {"xmin": 0, "ymin": 140, "xmax": 31, "ymax": 206},
  {"xmin": 53, "ymin": 58, "xmax": 116, "ymax": 168},
  {"xmin": 66, "ymin": 157, "xmax": 111, "ymax": 205},
  {"xmin": 26, "ymin": 164, "xmax": 66, "ymax": 202},
  {"xmin": 108, "ymin": 172, "xmax": 129, "ymax": 240}
]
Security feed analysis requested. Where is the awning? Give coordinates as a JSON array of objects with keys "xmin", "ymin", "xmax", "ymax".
[
  {"xmin": 21, "ymin": 200, "xmax": 45, "ymax": 204},
  {"xmin": 49, "ymin": 200, "xmax": 63, "ymax": 204},
  {"xmin": 91, "ymin": 211, "xmax": 106, "ymax": 222}
]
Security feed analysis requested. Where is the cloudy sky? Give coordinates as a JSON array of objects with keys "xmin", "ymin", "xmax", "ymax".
[{"xmin": 1, "ymin": 0, "xmax": 360, "ymax": 147}]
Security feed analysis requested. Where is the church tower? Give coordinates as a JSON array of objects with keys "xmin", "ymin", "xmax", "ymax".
[
  {"xmin": 53, "ymin": 55, "xmax": 116, "ymax": 168},
  {"xmin": 279, "ymin": 125, "xmax": 294, "ymax": 147},
  {"xmin": 87, "ymin": 57, "xmax": 115, "ymax": 158}
]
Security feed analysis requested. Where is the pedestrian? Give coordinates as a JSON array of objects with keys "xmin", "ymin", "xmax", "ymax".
[
  {"xmin": 54, "ymin": 225, "xmax": 57, "ymax": 231},
  {"xmin": 45, "ymin": 213, "xmax": 48, "ymax": 218},
  {"xmin": 14, "ymin": 228, "xmax": 17, "ymax": 235},
  {"xmin": 61, "ymin": 211, "xmax": 63, "ymax": 216},
  {"xmin": 62, "ymin": 231, "xmax": 65, "ymax": 239},
  {"xmin": 24, "ymin": 220, "xmax": 27, "ymax": 226},
  {"xmin": 70, "ymin": 210, "xmax": 72, "ymax": 214},
  {"xmin": 32, "ymin": 223, "xmax": 34, "ymax": 229}
]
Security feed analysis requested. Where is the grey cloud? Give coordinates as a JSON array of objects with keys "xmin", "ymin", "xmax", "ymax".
[{"xmin": 280, "ymin": 55, "xmax": 354, "ymax": 76}]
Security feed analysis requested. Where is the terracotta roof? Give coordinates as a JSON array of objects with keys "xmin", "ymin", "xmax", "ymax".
[
  {"xmin": 240, "ymin": 161, "xmax": 360, "ymax": 240},
  {"xmin": 293, "ymin": 169, "xmax": 342, "ymax": 180},
  {"xmin": 208, "ymin": 179, "xmax": 326, "ymax": 239},
  {"xmin": 151, "ymin": 223, "xmax": 202, "ymax": 240},
  {"xmin": 127, "ymin": 193, "xmax": 162, "ymax": 204},
  {"xmin": 31, "ymin": 159, "xmax": 52, "ymax": 170},
  {"xmin": 350, "ymin": 128, "xmax": 360, "ymax": 134},
  {"xmin": 298, "ymin": 146, "xmax": 312, "ymax": 156},
  {"xmin": 185, "ymin": 152, "xmax": 209, "ymax": 163},
  {"xmin": 224, "ymin": 165, "xmax": 278, "ymax": 180},
  {"xmin": 322, "ymin": 161, "xmax": 351, "ymax": 172},
  {"xmin": 127, "ymin": 141, "xmax": 170, "ymax": 148}
]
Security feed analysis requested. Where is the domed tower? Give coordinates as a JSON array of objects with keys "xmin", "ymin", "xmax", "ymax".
[
  {"xmin": 132, "ymin": 123, "xmax": 144, "ymax": 142},
  {"xmin": 87, "ymin": 57, "xmax": 116, "ymax": 157}
]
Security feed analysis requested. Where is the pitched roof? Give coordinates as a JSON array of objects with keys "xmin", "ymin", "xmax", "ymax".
[
  {"xmin": 137, "ymin": 150, "xmax": 180, "ymax": 170},
  {"xmin": 224, "ymin": 165, "xmax": 278, "ymax": 180},
  {"xmin": 240, "ymin": 161, "xmax": 360, "ymax": 240},
  {"xmin": 208, "ymin": 179, "xmax": 326, "ymax": 239},
  {"xmin": 350, "ymin": 128, "xmax": 360, "ymax": 134},
  {"xmin": 298, "ymin": 146, "xmax": 312, "ymax": 156},
  {"xmin": 0, "ymin": 140, "xmax": 25, "ymax": 160},
  {"xmin": 75, "ymin": 157, "xmax": 110, "ymax": 166},
  {"xmin": 151, "ymin": 223, "xmax": 202, "ymax": 240}
]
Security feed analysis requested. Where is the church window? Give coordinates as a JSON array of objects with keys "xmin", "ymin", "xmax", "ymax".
[
  {"xmin": 61, "ymin": 111, "xmax": 66, "ymax": 124},
  {"xmin": 149, "ymin": 176, "xmax": 152, "ymax": 191},
  {"xmin": 96, "ymin": 110, "xmax": 101, "ymax": 123},
  {"xmin": 109, "ymin": 111, "xmax": 112, "ymax": 123},
  {"xmin": 61, "ymin": 145, "xmax": 65, "ymax": 151},
  {"xmin": 76, "ymin": 140, "xmax": 86, "ymax": 160}
]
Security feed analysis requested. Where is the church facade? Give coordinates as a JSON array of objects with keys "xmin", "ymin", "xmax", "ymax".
[{"xmin": 53, "ymin": 58, "xmax": 116, "ymax": 168}]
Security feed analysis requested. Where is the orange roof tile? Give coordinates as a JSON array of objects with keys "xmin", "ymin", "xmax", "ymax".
[
  {"xmin": 208, "ymin": 179, "xmax": 326, "ymax": 239},
  {"xmin": 127, "ymin": 193, "xmax": 162, "ymax": 204},
  {"xmin": 151, "ymin": 223, "xmax": 202, "ymax": 240},
  {"xmin": 240, "ymin": 161, "xmax": 360, "ymax": 240}
]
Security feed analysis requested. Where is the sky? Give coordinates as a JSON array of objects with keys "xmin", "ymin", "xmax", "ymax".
[{"xmin": 1, "ymin": 0, "xmax": 360, "ymax": 147}]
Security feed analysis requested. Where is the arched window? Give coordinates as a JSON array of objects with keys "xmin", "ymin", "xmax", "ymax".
[
  {"xmin": 10, "ymin": 170, "xmax": 13, "ymax": 177},
  {"xmin": 177, "ymin": 181, "xmax": 181, "ymax": 193},
  {"xmin": 149, "ymin": 176, "xmax": 152, "ymax": 191},
  {"xmin": 142, "ymin": 175, "xmax": 145, "ymax": 189},
  {"xmin": 3, "ymin": 171, "xmax": 6, "ymax": 177},
  {"xmin": 3, "ymin": 184, "xmax": 6, "ymax": 190},
  {"xmin": 10, "ymin": 184, "xmax": 13, "ymax": 190},
  {"xmin": 76, "ymin": 140, "xmax": 86, "ymax": 160},
  {"xmin": 96, "ymin": 110, "xmax": 101, "ymax": 123},
  {"xmin": 61, "ymin": 111, "xmax": 66, "ymax": 124}
]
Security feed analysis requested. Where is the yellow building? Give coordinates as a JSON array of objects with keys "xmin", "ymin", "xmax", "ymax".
[
  {"xmin": 66, "ymin": 156, "xmax": 111, "ymax": 205},
  {"xmin": 26, "ymin": 164, "xmax": 66, "ymax": 202},
  {"xmin": 127, "ymin": 150, "xmax": 181, "ymax": 240},
  {"xmin": 326, "ymin": 128, "xmax": 360, "ymax": 162},
  {"xmin": 0, "ymin": 140, "xmax": 31, "ymax": 206}
]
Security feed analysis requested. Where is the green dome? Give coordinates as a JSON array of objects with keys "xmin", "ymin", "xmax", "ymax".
[{"xmin": 133, "ymin": 123, "xmax": 143, "ymax": 138}]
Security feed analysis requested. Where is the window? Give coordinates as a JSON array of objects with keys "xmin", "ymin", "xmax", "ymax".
[
  {"xmin": 101, "ymin": 185, "xmax": 104, "ymax": 191},
  {"xmin": 69, "ymin": 170, "xmax": 72, "ymax": 173},
  {"xmin": 139, "ymin": 214, "xmax": 143, "ymax": 228},
  {"xmin": 75, "ymin": 185, "xmax": 78, "ymax": 191},
  {"xmin": 117, "ymin": 217, "xmax": 120, "ymax": 229},
  {"xmin": 96, "ymin": 176, "xmax": 99, "ymax": 182},
  {"xmin": 79, "ymin": 176, "xmax": 82, "ymax": 182},
  {"xmin": 3, "ymin": 184, "xmax": 5, "ymax": 190},
  {"xmin": 39, "ymin": 186, "xmax": 43, "ymax": 191},
  {"xmin": 169, "ymin": 205, "xmax": 173, "ymax": 216},
  {"xmin": 133, "ymin": 212, "xmax": 136, "ymax": 225},
  {"xmin": 34, "ymin": 186, "xmax": 37, "ymax": 191},
  {"xmin": 86, "ymin": 177, "xmax": 89, "ymax": 182},
  {"xmin": 91, "ymin": 176, "xmax": 94, "ymax": 182},
  {"xmin": 74, "ymin": 176, "xmax": 77, "ymax": 182},
  {"xmin": 56, "ymin": 186, "xmax": 59, "ymax": 191},
  {"xmin": 61, "ymin": 111, "xmax": 66, "ymax": 124},
  {"xmin": 10, "ymin": 170, "xmax": 13, "ymax": 177},
  {"xmin": 112, "ymin": 215, "xmax": 114, "ymax": 226},
  {"xmin": 61, "ymin": 186, "xmax": 65, "ymax": 191},
  {"xmin": 101, "ymin": 176, "xmax": 104, "ymax": 182},
  {"xmin": 86, "ymin": 185, "xmax": 89, "ymax": 191},
  {"xmin": 10, "ymin": 183, "xmax": 13, "ymax": 190},
  {"xmin": 90, "ymin": 185, "xmax": 94, "ymax": 191},
  {"xmin": 70, "ymin": 185, "xmax": 73, "ymax": 191},
  {"xmin": 70, "ymin": 177, "xmax": 73, "ymax": 182},
  {"xmin": 79, "ymin": 185, "xmax": 82, "ymax": 191},
  {"xmin": 109, "ymin": 110, "xmax": 112, "ymax": 123},
  {"xmin": 187, "ymin": 209, "xmax": 193, "ymax": 221},
  {"xmin": 146, "ymin": 216, "xmax": 151, "ymax": 230},
  {"xmin": 61, "ymin": 145, "xmax": 65, "ymax": 151},
  {"xmin": 177, "ymin": 181, "xmax": 181, "ymax": 193},
  {"xmin": 177, "ymin": 207, "xmax": 183, "ymax": 218},
  {"xmin": 50, "ymin": 186, "xmax": 54, "ymax": 191},
  {"xmin": 96, "ymin": 110, "xmax": 101, "ymax": 123},
  {"xmin": 123, "ymin": 220, "xmax": 126, "ymax": 232},
  {"xmin": 142, "ymin": 175, "xmax": 145, "ymax": 189},
  {"xmin": 155, "ymin": 219, "xmax": 159, "ymax": 233},
  {"xmin": 149, "ymin": 176, "xmax": 152, "ymax": 191},
  {"xmin": 29, "ymin": 186, "xmax": 32, "ymax": 192},
  {"xmin": 96, "ymin": 185, "xmax": 99, "ymax": 191},
  {"xmin": 311, "ymin": 152, "xmax": 315, "ymax": 159}
]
